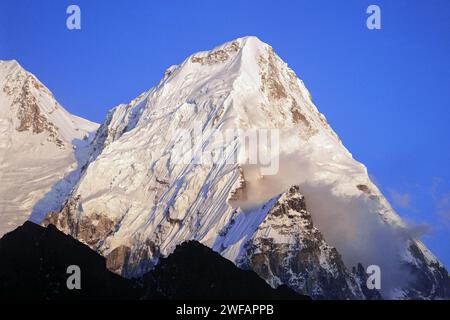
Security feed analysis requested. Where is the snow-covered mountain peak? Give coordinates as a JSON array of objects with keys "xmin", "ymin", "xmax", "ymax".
[
  {"xmin": 41, "ymin": 38, "xmax": 450, "ymax": 299},
  {"xmin": 0, "ymin": 59, "xmax": 97, "ymax": 148}
]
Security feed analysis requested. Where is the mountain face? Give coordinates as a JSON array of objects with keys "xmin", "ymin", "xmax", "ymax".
[
  {"xmin": 0, "ymin": 60, "xmax": 98, "ymax": 236},
  {"xmin": 0, "ymin": 221, "xmax": 305, "ymax": 300},
  {"xmin": 34, "ymin": 37, "xmax": 448, "ymax": 299}
]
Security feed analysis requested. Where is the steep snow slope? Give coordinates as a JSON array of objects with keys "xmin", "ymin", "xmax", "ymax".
[
  {"xmin": 43, "ymin": 37, "xmax": 449, "ymax": 299},
  {"xmin": 0, "ymin": 60, "xmax": 98, "ymax": 236}
]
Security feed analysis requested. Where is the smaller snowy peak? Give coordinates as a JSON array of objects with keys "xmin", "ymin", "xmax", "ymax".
[
  {"xmin": 0, "ymin": 60, "xmax": 98, "ymax": 237},
  {"xmin": 0, "ymin": 59, "xmax": 98, "ymax": 147}
]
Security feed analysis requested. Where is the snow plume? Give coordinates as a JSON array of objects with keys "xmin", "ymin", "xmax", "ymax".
[
  {"xmin": 236, "ymin": 137, "xmax": 424, "ymax": 298},
  {"xmin": 297, "ymin": 183, "xmax": 416, "ymax": 298}
]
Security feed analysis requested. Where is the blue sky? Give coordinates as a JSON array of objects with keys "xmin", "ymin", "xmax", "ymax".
[{"xmin": 1, "ymin": 0, "xmax": 449, "ymax": 267}]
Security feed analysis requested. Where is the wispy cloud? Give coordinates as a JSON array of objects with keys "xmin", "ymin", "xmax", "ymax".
[
  {"xmin": 437, "ymin": 192, "xmax": 450, "ymax": 209},
  {"xmin": 439, "ymin": 210, "xmax": 450, "ymax": 228},
  {"xmin": 431, "ymin": 177, "xmax": 442, "ymax": 200},
  {"xmin": 430, "ymin": 177, "xmax": 450, "ymax": 228},
  {"xmin": 437, "ymin": 193, "xmax": 450, "ymax": 227},
  {"xmin": 388, "ymin": 189, "xmax": 411, "ymax": 209}
]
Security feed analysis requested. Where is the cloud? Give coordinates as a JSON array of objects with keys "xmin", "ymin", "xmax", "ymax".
[
  {"xmin": 431, "ymin": 177, "xmax": 442, "ymax": 199},
  {"xmin": 429, "ymin": 177, "xmax": 450, "ymax": 228},
  {"xmin": 437, "ymin": 194, "xmax": 450, "ymax": 228},
  {"xmin": 437, "ymin": 192, "xmax": 450, "ymax": 209},
  {"xmin": 439, "ymin": 210, "xmax": 450, "ymax": 228},
  {"xmin": 388, "ymin": 189, "xmax": 411, "ymax": 209}
]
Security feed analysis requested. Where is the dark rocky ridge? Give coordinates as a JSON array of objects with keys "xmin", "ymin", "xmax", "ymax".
[
  {"xmin": 0, "ymin": 222, "xmax": 308, "ymax": 300},
  {"xmin": 0, "ymin": 221, "xmax": 138, "ymax": 299},
  {"xmin": 142, "ymin": 240, "xmax": 309, "ymax": 300}
]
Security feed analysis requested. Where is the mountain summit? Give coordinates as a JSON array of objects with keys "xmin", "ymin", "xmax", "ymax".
[{"xmin": 28, "ymin": 36, "xmax": 449, "ymax": 299}]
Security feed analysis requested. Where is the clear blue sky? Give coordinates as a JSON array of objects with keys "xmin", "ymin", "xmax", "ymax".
[{"xmin": 1, "ymin": 0, "xmax": 449, "ymax": 268}]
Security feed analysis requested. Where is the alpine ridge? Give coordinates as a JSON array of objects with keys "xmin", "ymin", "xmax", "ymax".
[{"xmin": 29, "ymin": 36, "xmax": 448, "ymax": 299}]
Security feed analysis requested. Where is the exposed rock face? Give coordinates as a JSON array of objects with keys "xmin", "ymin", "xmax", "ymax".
[
  {"xmin": 258, "ymin": 46, "xmax": 318, "ymax": 139},
  {"xmin": 228, "ymin": 168, "xmax": 247, "ymax": 202},
  {"xmin": 3, "ymin": 69, "xmax": 62, "ymax": 146},
  {"xmin": 238, "ymin": 186, "xmax": 377, "ymax": 300},
  {"xmin": 43, "ymin": 196, "xmax": 117, "ymax": 248},
  {"xmin": 290, "ymin": 99, "xmax": 317, "ymax": 139},
  {"xmin": 403, "ymin": 242, "xmax": 450, "ymax": 299},
  {"xmin": 191, "ymin": 41, "xmax": 240, "ymax": 65},
  {"xmin": 259, "ymin": 47, "xmax": 288, "ymax": 101},
  {"xmin": 43, "ymin": 196, "xmax": 81, "ymax": 235},
  {"xmin": 106, "ymin": 245, "xmax": 131, "ymax": 275}
]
